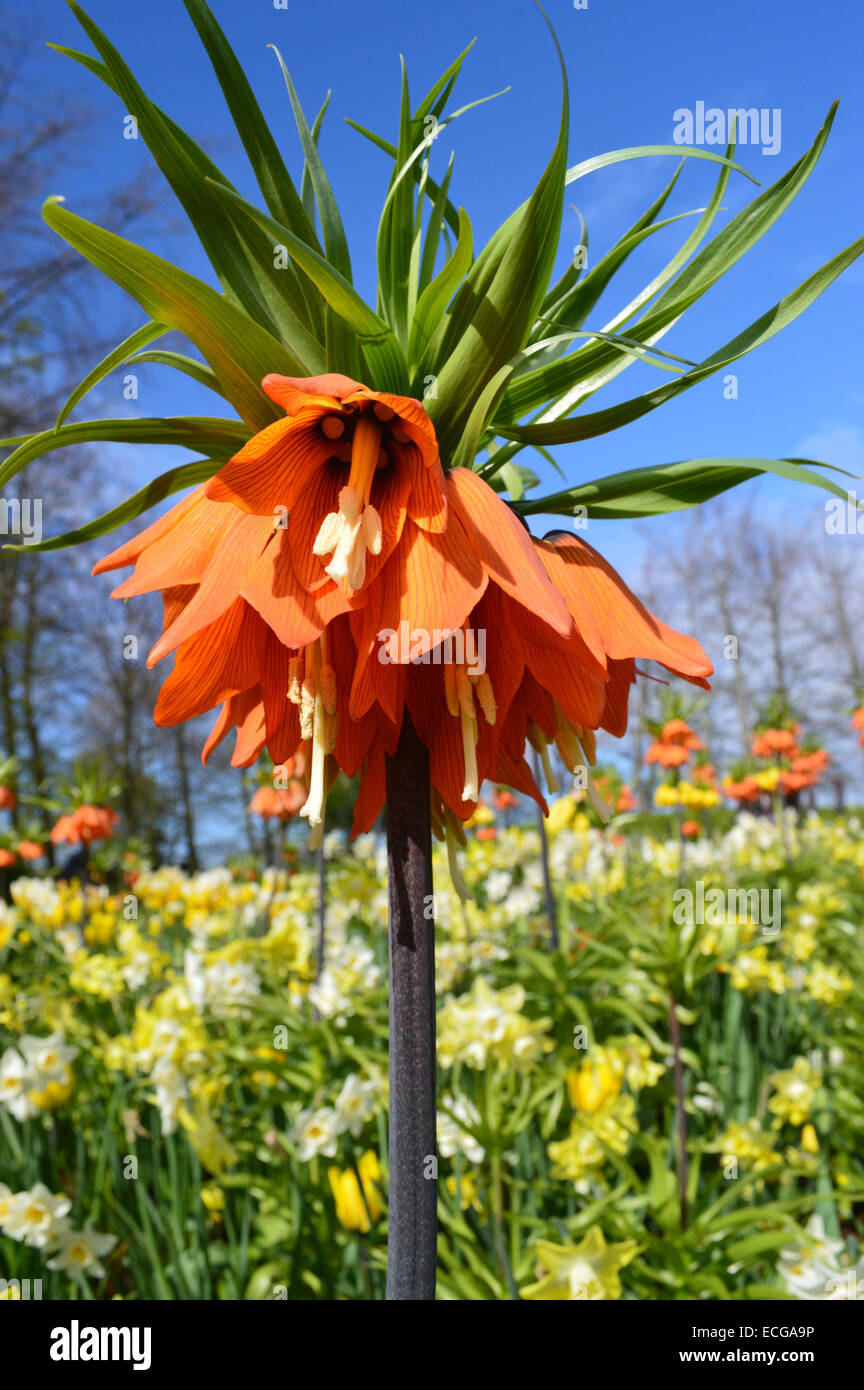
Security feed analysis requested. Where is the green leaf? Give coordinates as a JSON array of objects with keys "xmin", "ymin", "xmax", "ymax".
[
  {"xmin": 430, "ymin": 7, "xmax": 569, "ymax": 458},
  {"xmin": 181, "ymin": 0, "xmax": 319, "ymax": 249},
  {"xmin": 125, "ymin": 350, "xmax": 222, "ymax": 396},
  {"xmin": 268, "ymin": 44, "xmax": 361, "ymax": 376},
  {"xmin": 514, "ymin": 457, "xmax": 855, "ymax": 520},
  {"xmin": 497, "ymin": 233, "xmax": 864, "ymax": 446},
  {"xmin": 0, "ymin": 417, "xmax": 249, "ymax": 491},
  {"xmin": 565, "ymin": 144, "xmax": 759, "ymax": 186},
  {"xmin": 409, "ymin": 206, "xmax": 473, "ymax": 375},
  {"xmin": 503, "ymin": 106, "xmax": 837, "ymax": 423},
  {"xmin": 42, "ymin": 196, "xmax": 302, "ymax": 428},
  {"xmin": 345, "ymin": 118, "xmax": 461, "ymax": 239},
  {"xmin": 448, "ymin": 363, "xmax": 515, "ymax": 473},
  {"xmin": 63, "ymin": 3, "xmax": 325, "ymax": 350},
  {"xmin": 206, "ymin": 180, "xmax": 409, "ymax": 393},
  {"xmin": 56, "ymin": 320, "xmax": 168, "ymax": 428},
  {"xmin": 302, "ymin": 92, "xmax": 332, "ymax": 226},
  {"xmin": 3, "ymin": 459, "xmax": 219, "ymax": 553}
]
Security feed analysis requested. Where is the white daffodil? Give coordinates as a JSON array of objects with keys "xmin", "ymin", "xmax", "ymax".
[
  {"xmin": 334, "ymin": 1075, "xmax": 377, "ymax": 1138},
  {"xmin": 289, "ymin": 1106, "xmax": 341, "ymax": 1161},
  {"xmin": 46, "ymin": 1221, "xmax": 117, "ymax": 1279},
  {"xmin": 0, "ymin": 1047, "xmax": 37, "ymax": 1121},
  {"xmin": 3, "ymin": 1184, "xmax": 71, "ymax": 1248}
]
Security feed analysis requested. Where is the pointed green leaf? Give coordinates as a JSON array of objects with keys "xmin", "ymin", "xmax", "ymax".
[
  {"xmin": 56, "ymin": 320, "xmax": 168, "ymax": 428},
  {"xmin": 497, "ymin": 234, "xmax": 864, "ymax": 446},
  {"xmin": 0, "ymin": 417, "xmax": 249, "ymax": 491},
  {"xmin": 42, "ymin": 196, "xmax": 304, "ymax": 428},
  {"xmin": 515, "ymin": 457, "xmax": 856, "ymax": 520},
  {"xmin": 206, "ymin": 180, "xmax": 409, "ymax": 393}
]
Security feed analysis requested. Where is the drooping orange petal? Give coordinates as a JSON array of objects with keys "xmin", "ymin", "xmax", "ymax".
[
  {"xmin": 600, "ymin": 658, "xmax": 636, "ymax": 737},
  {"xmin": 92, "ymin": 486, "xmax": 206, "ymax": 576},
  {"xmin": 154, "ymin": 600, "xmax": 266, "ymax": 726},
  {"xmin": 111, "ymin": 497, "xmax": 235, "ymax": 598},
  {"xmin": 262, "ymin": 373, "xmax": 364, "ymax": 414},
  {"xmin": 351, "ymin": 743, "xmax": 387, "ymax": 837},
  {"xmin": 447, "ymin": 468, "xmax": 572, "ymax": 637},
  {"xmin": 147, "ymin": 510, "xmax": 276, "ymax": 664},
  {"xmin": 495, "ymin": 745, "xmax": 547, "ymax": 814},
  {"xmin": 231, "ymin": 694, "xmax": 268, "ymax": 768},
  {"xmin": 241, "ymin": 525, "xmax": 355, "ymax": 650},
  {"xmin": 348, "ymin": 512, "xmax": 487, "ymax": 721},
  {"xmin": 540, "ymin": 535, "xmax": 712, "ymax": 682},
  {"xmin": 401, "ymin": 443, "xmax": 447, "ymax": 532}
]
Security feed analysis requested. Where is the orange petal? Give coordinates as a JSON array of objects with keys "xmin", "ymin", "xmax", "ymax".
[
  {"xmin": 349, "ymin": 514, "xmax": 487, "ymax": 720},
  {"xmin": 111, "ymin": 497, "xmax": 235, "ymax": 598},
  {"xmin": 206, "ymin": 417, "xmax": 335, "ymax": 516},
  {"xmin": 241, "ymin": 526, "xmax": 354, "ymax": 649},
  {"xmin": 447, "ymin": 469, "xmax": 572, "ymax": 636},
  {"xmin": 262, "ymin": 373, "xmax": 364, "ymax": 413},
  {"xmin": 541, "ymin": 535, "xmax": 712, "ymax": 681},
  {"xmin": 147, "ymin": 511, "xmax": 275, "ymax": 664},
  {"xmin": 154, "ymin": 600, "xmax": 266, "ymax": 726},
  {"xmin": 92, "ymin": 486, "xmax": 206, "ymax": 576}
]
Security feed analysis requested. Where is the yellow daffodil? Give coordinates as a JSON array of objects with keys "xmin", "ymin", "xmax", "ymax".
[{"xmin": 521, "ymin": 1227, "xmax": 638, "ymax": 1300}]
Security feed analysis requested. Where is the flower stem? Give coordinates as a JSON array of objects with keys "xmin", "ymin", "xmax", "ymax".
[
  {"xmin": 384, "ymin": 713, "xmax": 437, "ymax": 1300},
  {"xmin": 668, "ymin": 992, "xmax": 689, "ymax": 1231},
  {"xmin": 532, "ymin": 756, "xmax": 559, "ymax": 949}
]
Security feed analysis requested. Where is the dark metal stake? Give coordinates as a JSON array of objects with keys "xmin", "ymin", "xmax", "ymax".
[{"xmin": 384, "ymin": 714, "xmax": 437, "ymax": 1301}]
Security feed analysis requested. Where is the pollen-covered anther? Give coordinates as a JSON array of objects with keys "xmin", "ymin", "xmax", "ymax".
[
  {"xmin": 472, "ymin": 672, "xmax": 496, "ymax": 726},
  {"xmin": 287, "ymin": 656, "xmax": 303, "ymax": 705},
  {"xmin": 319, "ymin": 663, "xmax": 338, "ymax": 715},
  {"xmin": 299, "ymin": 678, "xmax": 316, "ymax": 740},
  {"xmin": 321, "ymin": 415, "xmax": 345, "ymax": 439}
]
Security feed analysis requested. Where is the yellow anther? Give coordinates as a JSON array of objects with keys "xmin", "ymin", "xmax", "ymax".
[
  {"xmin": 287, "ymin": 656, "xmax": 303, "ymax": 705},
  {"xmin": 473, "ymin": 673, "xmax": 496, "ymax": 726},
  {"xmin": 320, "ymin": 663, "xmax": 337, "ymax": 715}
]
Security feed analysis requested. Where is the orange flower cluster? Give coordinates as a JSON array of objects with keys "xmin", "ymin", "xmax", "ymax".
[
  {"xmin": 593, "ymin": 775, "xmax": 636, "ymax": 813},
  {"xmin": 15, "ymin": 840, "xmax": 45, "ymax": 861},
  {"xmin": 644, "ymin": 719, "xmax": 703, "ymax": 769},
  {"xmin": 493, "ymin": 789, "xmax": 519, "ymax": 812},
  {"xmin": 680, "ymin": 819, "xmax": 702, "ymax": 838},
  {"xmin": 722, "ymin": 775, "xmax": 762, "ymax": 804},
  {"xmin": 0, "ymin": 848, "xmax": 16, "ymax": 868},
  {"xmin": 781, "ymin": 748, "xmax": 830, "ymax": 794},
  {"xmin": 96, "ymin": 376, "xmax": 711, "ymax": 837},
  {"xmin": 852, "ymin": 707, "xmax": 864, "ymax": 746},
  {"xmin": 751, "ymin": 726, "xmax": 800, "ymax": 759},
  {"xmin": 247, "ymin": 754, "xmax": 307, "ymax": 821},
  {"xmin": 0, "ymin": 785, "xmax": 16, "ymax": 812},
  {"xmin": 51, "ymin": 805, "xmax": 119, "ymax": 846}
]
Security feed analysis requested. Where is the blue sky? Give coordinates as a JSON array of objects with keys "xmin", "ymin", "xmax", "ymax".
[{"xmin": 20, "ymin": 0, "xmax": 864, "ymax": 573}]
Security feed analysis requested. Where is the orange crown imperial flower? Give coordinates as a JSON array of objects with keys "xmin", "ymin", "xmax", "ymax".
[
  {"xmin": 95, "ymin": 375, "xmax": 712, "ymax": 839},
  {"xmin": 751, "ymin": 726, "xmax": 800, "ymax": 759},
  {"xmin": 51, "ymin": 805, "xmax": 119, "ymax": 846}
]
